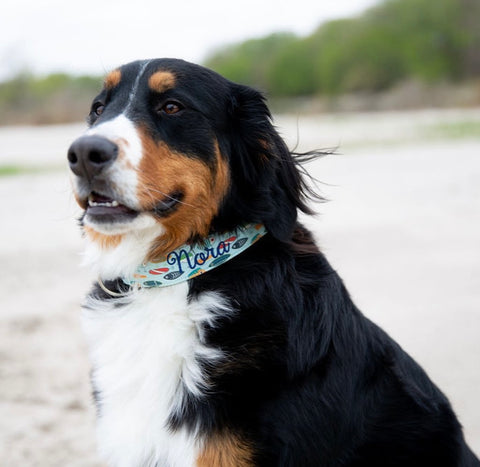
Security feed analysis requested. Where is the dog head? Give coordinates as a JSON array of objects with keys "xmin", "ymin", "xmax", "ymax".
[{"xmin": 68, "ymin": 59, "xmax": 313, "ymax": 275}]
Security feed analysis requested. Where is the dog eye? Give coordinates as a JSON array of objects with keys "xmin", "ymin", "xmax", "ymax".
[
  {"xmin": 92, "ymin": 103, "xmax": 105, "ymax": 116},
  {"xmin": 159, "ymin": 101, "xmax": 183, "ymax": 115}
]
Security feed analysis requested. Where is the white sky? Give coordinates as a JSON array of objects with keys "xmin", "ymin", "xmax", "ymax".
[{"xmin": 1, "ymin": 0, "xmax": 378, "ymax": 80}]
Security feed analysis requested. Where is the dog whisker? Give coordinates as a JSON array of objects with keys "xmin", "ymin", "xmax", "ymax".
[{"xmin": 141, "ymin": 185, "xmax": 197, "ymax": 209}]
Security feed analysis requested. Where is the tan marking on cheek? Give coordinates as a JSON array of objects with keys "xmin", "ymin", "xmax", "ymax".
[
  {"xmin": 197, "ymin": 432, "xmax": 254, "ymax": 467},
  {"xmin": 84, "ymin": 226, "xmax": 123, "ymax": 249},
  {"xmin": 148, "ymin": 71, "xmax": 176, "ymax": 93},
  {"xmin": 137, "ymin": 131, "xmax": 230, "ymax": 259},
  {"xmin": 104, "ymin": 69, "xmax": 121, "ymax": 89},
  {"xmin": 73, "ymin": 191, "xmax": 87, "ymax": 209}
]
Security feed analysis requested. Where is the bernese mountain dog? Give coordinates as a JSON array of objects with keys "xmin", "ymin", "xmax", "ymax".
[{"xmin": 67, "ymin": 58, "xmax": 479, "ymax": 466}]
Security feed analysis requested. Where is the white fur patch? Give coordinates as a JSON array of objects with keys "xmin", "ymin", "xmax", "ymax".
[
  {"xmin": 125, "ymin": 60, "xmax": 152, "ymax": 112},
  {"xmin": 82, "ymin": 218, "xmax": 163, "ymax": 280},
  {"xmin": 82, "ymin": 283, "xmax": 233, "ymax": 467}
]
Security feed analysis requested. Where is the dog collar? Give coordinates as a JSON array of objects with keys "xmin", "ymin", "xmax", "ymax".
[{"xmin": 121, "ymin": 223, "xmax": 267, "ymax": 288}]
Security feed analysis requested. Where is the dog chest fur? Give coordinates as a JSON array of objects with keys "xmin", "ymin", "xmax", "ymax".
[{"xmin": 82, "ymin": 283, "xmax": 230, "ymax": 467}]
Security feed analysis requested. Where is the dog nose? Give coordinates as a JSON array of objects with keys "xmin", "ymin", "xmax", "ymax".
[{"xmin": 67, "ymin": 135, "xmax": 118, "ymax": 179}]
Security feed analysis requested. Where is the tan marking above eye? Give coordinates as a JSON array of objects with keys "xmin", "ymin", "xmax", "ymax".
[
  {"xmin": 148, "ymin": 71, "xmax": 176, "ymax": 93},
  {"xmin": 104, "ymin": 69, "xmax": 121, "ymax": 89}
]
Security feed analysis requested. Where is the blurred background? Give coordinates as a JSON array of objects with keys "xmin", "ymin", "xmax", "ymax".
[{"xmin": 0, "ymin": 0, "xmax": 479, "ymax": 465}]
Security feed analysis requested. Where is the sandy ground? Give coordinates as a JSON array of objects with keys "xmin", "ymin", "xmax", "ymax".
[{"xmin": 0, "ymin": 109, "xmax": 479, "ymax": 465}]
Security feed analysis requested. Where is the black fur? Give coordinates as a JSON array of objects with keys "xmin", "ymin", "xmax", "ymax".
[
  {"xmin": 189, "ymin": 232, "xmax": 479, "ymax": 465},
  {"xmin": 181, "ymin": 62, "xmax": 477, "ymax": 465},
  {"xmin": 84, "ymin": 59, "xmax": 478, "ymax": 466}
]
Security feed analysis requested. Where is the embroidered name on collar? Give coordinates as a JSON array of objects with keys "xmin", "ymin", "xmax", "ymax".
[{"xmin": 122, "ymin": 223, "xmax": 267, "ymax": 288}]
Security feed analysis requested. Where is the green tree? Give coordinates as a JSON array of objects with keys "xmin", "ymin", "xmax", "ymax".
[
  {"xmin": 204, "ymin": 33, "xmax": 297, "ymax": 90},
  {"xmin": 266, "ymin": 36, "xmax": 320, "ymax": 96},
  {"xmin": 204, "ymin": 0, "xmax": 478, "ymax": 97}
]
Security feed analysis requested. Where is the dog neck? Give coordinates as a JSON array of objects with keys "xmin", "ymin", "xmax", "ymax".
[
  {"xmin": 122, "ymin": 223, "xmax": 267, "ymax": 288},
  {"xmin": 87, "ymin": 223, "xmax": 267, "ymax": 295}
]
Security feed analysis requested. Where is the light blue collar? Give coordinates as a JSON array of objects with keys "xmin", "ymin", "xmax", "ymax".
[{"xmin": 122, "ymin": 223, "xmax": 267, "ymax": 288}]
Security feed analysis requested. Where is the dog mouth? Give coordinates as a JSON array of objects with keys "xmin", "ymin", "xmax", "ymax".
[
  {"xmin": 85, "ymin": 192, "xmax": 139, "ymax": 223},
  {"xmin": 83, "ymin": 190, "xmax": 183, "ymax": 224}
]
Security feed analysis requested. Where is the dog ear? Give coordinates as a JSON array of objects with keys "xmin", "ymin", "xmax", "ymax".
[{"xmin": 225, "ymin": 84, "xmax": 312, "ymax": 242}]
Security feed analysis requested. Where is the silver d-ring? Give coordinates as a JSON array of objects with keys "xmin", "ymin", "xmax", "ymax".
[{"xmin": 97, "ymin": 277, "xmax": 129, "ymax": 297}]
